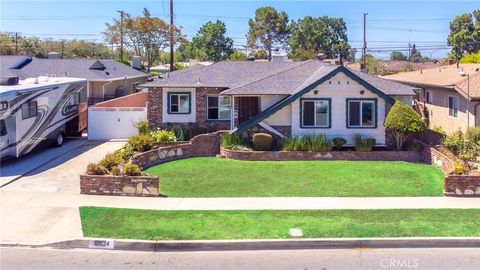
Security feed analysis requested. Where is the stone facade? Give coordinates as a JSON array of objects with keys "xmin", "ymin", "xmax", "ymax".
[
  {"xmin": 220, "ymin": 147, "xmax": 424, "ymax": 162},
  {"xmin": 132, "ymin": 132, "xmax": 224, "ymax": 169},
  {"xmin": 80, "ymin": 175, "xmax": 159, "ymax": 197},
  {"xmin": 147, "ymin": 87, "xmax": 230, "ymax": 131},
  {"xmin": 444, "ymin": 175, "xmax": 480, "ymax": 197}
]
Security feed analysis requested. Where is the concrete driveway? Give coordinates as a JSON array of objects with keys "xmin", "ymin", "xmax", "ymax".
[{"xmin": 1, "ymin": 140, "xmax": 124, "ymax": 244}]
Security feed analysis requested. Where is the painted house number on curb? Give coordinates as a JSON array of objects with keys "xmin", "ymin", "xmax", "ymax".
[{"xmin": 89, "ymin": 239, "xmax": 115, "ymax": 249}]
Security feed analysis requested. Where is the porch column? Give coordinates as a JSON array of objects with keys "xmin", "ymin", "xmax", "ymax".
[{"xmin": 230, "ymin": 95, "xmax": 235, "ymax": 130}]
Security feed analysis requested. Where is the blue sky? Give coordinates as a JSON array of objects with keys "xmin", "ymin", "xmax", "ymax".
[{"xmin": 0, "ymin": 0, "xmax": 478, "ymax": 59}]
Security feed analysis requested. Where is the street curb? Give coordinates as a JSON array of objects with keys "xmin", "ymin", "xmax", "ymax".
[{"xmin": 2, "ymin": 238, "xmax": 480, "ymax": 252}]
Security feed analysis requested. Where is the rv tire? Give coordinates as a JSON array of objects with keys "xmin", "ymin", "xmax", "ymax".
[{"xmin": 55, "ymin": 132, "xmax": 65, "ymax": 147}]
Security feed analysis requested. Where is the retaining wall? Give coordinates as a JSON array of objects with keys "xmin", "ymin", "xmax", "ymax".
[{"xmin": 80, "ymin": 174, "xmax": 159, "ymax": 197}]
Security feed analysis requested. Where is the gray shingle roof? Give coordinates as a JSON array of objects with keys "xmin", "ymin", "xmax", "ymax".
[
  {"xmin": 0, "ymin": 56, "xmax": 149, "ymax": 80},
  {"xmin": 142, "ymin": 60, "xmax": 302, "ymax": 88},
  {"xmin": 142, "ymin": 59, "xmax": 414, "ymax": 96}
]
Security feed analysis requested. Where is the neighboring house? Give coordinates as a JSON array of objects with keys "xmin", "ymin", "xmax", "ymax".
[
  {"xmin": 143, "ymin": 60, "xmax": 415, "ymax": 145},
  {"xmin": 0, "ymin": 55, "xmax": 149, "ymax": 105},
  {"xmin": 348, "ymin": 61, "xmax": 441, "ymax": 75},
  {"xmin": 384, "ymin": 64, "xmax": 480, "ymax": 134}
]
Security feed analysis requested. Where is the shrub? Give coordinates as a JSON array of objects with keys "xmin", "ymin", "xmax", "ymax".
[
  {"xmin": 332, "ymin": 137, "xmax": 347, "ymax": 150},
  {"xmin": 110, "ymin": 166, "xmax": 121, "ymax": 176},
  {"xmin": 123, "ymin": 163, "xmax": 143, "ymax": 176},
  {"xmin": 114, "ymin": 144, "xmax": 134, "ymax": 161},
  {"xmin": 221, "ymin": 133, "xmax": 246, "ymax": 149},
  {"xmin": 86, "ymin": 163, "xmax": 108, "ymax": 175},
  {"xmin": 134, "ymin": 120, "xmax": 151, "ymax": 135},
  {"xmin": 304, "ymin": 134, "xmax": 332, "ymax": 151},
  {"xmin": 454, "ymin": 162, "xmax": 464, "ymax": 175},
  {"xmin": 405, "ymin": 140, "xmax": 424, "ymax": 152},
  {"xmin": 127, "ymin": 134, "xmax": 154, "ymax": 152},
  {"xmin": 466, "ymin": 127, "xmax": 480, "ymax": 144},
  {"xmin": 458, "ymin": 140, "xmax": 479, "ymax": 161},
  {"xmin": 99, "ymin": 153, "xmax": 124, "ymax": 171},
  {"xmin": 151, "ymin": 129, "xmax": 176, "ymax": 144},
  {"xmin": 171, "ymin": 125, "xmax": 185, "ymax": 141},
  {"xmin": 384, "ymin": 100, "xmax": 426, "ymax": 150},
  {"xmin": 253, "ymin": 133, "xmax": 273, "ymax": 151},
  {"xmin": 431, "ymin": 126, "xmax": 446, "ymax": 135},
  {"xmin": 353, "ymin": 134, "xmax": 376, "ymax": 151},
  {"xmin": 282, "ymin": 136, "xmax": 307, "ymax": 151},
  {"xmin": 442, "ymin": 134, "xmax": 464, "ymax": 155}
]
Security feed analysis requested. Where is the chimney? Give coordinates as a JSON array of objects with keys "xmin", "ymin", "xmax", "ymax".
[
  {"xmin": 131, "ymin": 56, "xmax": 142, "ymax": 70},
  {"xmin": 47, "ymin": 52, "xmax": 61, "ymax": 59}
]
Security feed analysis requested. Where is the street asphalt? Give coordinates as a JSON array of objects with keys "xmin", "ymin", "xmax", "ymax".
[{"xmin": 1, "ymin": 247, "xmax": 480, "ymax": 270}]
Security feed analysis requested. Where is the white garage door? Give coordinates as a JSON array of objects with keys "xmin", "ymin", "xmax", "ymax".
[{"xmin": 88, "ymin": 107, "xmax": 147, "ymax": 140}]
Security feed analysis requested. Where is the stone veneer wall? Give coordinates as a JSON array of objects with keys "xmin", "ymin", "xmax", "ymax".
[
  {"xmin": 80, "ymin": 175, "xmax": 159, "ymax": 197},
  {"xmin": 131, "ymin": 132, "xmax": 224, "ymax": 169},
  {"xmin": 220, "ymin": 147, "xmax": 424, "ymax": 162},
  {"xmin": 444, "ymin": 175, "xmax": 480, "ymax": 197}
]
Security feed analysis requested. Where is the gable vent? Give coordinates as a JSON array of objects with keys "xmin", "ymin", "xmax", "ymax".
[{"xmin": 89, "ymin": 60, "xmax": 107, "ymax": 70}]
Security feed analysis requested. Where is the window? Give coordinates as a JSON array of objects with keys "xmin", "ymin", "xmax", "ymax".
[
  {"xmin": 0, "ymin": 119, "xmax": 6, "ymax": 136},
  {"xmin": 0, "ymin": 101, "xmax": 8, "ymax": 111},
  {"xmin": 347, "ymin": 99, "xmax": 376, "ymax": 128},
  {"xmin": 301, "ymin": 99, "xmax": 331, "ymax": 128},
  {"xmin": 448, "ymin": 96, "xmax": 459, "ymax": 117},
  {"xmin": 168, "ymin": 92, "xmax": 191, "ymax": 114},
  {"xmin": 425, "ymin": 91, "xmax": 433, "ymax": 104},
  {"xmin": 21, "ymin": 101, "xmax": 37, "ymax": 119},
  {"xmin": 68, "ymin": 92, "xmax": 80, "ymax": 106},
  {"xmin": 207, "ymin": 96, "xmax": 231, "ymax": 120}
]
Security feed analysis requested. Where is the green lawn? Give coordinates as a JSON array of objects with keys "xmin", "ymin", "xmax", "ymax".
[
  {"xmin": 145, "ymin": 158, "xmax": 444, "ymax": 197},
  {"xmin": 80, "ymin": 207, "xmax": 480, "ymax": 240}
]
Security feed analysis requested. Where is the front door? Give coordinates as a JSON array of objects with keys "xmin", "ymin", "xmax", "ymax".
[{"xmin": 237, "ymin": 97, "xmax": 259, "ymax": 124}]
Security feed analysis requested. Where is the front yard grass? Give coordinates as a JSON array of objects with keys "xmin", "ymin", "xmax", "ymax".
[
  {"xmin": 80, "ymin": 207, "xmax": 480, "ymax": 240},
  {"xmin": 145, "ymin": 158, "xmax": 443, "ymax": 197}
]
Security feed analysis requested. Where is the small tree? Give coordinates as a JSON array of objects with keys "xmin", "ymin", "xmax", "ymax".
[{"xmin": 384, "ymin": 100, "xmax": 426, "ymax": 150}]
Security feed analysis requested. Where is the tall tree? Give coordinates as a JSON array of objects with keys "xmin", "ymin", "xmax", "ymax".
[
  {"xmin": 390, "ymin": 51, "xmax": 407, "ymax": 61},
  {"xmin": 228, "ymin": 50, "xmax": 247, "ymax": 61},
  {"xmin": 447, "ymin": 9, "xmax": 480, "ymax": 64},
  {"xmin": 174, "ymin": 41, "xmax": 204, "ymax": 62},
  {"xmin": 192, "ymin": 20, "xmax": 233, "ymax": 62},
  {"xmin": 103, "ymin": 8, "xmax": 185, "ymax": 70},
  {"xmin": 247, "ymin": 6, "xmax": 290, "ymax": 60},
  {"xmin": 289, "ymin": 16, "xmax": 350, "ymax": 60}
]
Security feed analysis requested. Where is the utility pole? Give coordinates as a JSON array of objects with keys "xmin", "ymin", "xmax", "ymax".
[
  {"xmin": 14, "ymin": 32, "xmax": 19, "ymax": 55},
  {"xmin": 117, "ymin": 10, "xmax": 124, "ymax": 61},
  {"xmin": 61, "ymin": 40, "xmax": 65, "ymax": 59},
  {"xmin": 169, "ymin": 0, "xmax": 174, "ymax": 72},
  {"xmin": 362, "ymin": 12, "xmax": 368, "ymax": 71}
]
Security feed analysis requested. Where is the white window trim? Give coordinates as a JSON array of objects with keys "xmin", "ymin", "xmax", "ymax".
[
  {"xmin": 301, "ymin": 99, "xmax": 330, "ymax": 128},
  {"xmin": 347, "ymin": 99, "xmax": 376, "ymax": 128},
  {"xmin": 207, "ymin": 95, "xmax": 231, "ymax": 121},
  {"xmin": 168, "ymin": 93, "xmax": 190, "ymax": 114},
  {"xmin": 447, "ymin": 95, "xmax": 459, "ymax": 118}
]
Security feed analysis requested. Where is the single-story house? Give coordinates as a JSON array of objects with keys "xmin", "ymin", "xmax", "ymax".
[
  {"xmin": 0, "ymin": 55, "xmax": 150, "ymax": 105},
  {"xmin": 142, "ymin": 59, "xmax": 416, "ymax": 145},
  {"xmin": 384, "ymin": 64, "xmax": 480, "ymax": 134}
]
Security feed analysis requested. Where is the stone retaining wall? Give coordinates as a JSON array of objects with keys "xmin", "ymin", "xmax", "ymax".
[
  {"xmin": 220, "ymin": 147, "xmax": 424, "ymax": 162},
  {"xmin": 422, "ymin": 146, "xmax": 455, "ymax": 175},
  {"xmin": 80, "ymin": 175, "xmax": 159, "ymax": 197},
  {"xmin": 444, "ymin": 175, "xmax": 480, "ymax": 197},
  {"xmin": 131, "ymin": 132, "xmax": 223, "ymax": 169}
]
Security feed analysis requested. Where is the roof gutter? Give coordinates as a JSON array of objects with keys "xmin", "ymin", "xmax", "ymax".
[{"xmin": 88, "ymin": 74, "xmax": 149, "ymax": 82}]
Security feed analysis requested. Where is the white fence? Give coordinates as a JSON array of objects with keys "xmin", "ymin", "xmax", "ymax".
[{"xmin": 88, "ymin": 107, "xmax": 147, "ymax": 140}]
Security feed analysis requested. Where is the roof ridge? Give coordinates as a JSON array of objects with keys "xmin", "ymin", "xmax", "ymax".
[{"xmin": 224, "ymin": 60, "xmax": 313, "ymax": 92}]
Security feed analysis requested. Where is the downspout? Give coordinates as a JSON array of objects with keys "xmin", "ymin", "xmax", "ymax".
[{"xmin": 102, "ymin": 80, "xmax": 113, "ymax": 102}]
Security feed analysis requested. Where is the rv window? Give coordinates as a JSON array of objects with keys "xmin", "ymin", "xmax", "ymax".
[
  {"xmin": 0, "ymin": 101, "xmax": 7, "ymax": 111},
  {"xmin": 22, "ymin": 101, "xmax": 37, "ymax": 119},
  {"xmin": 0, "ymin": 120, "xmax": 6, "ymax": 136},
  {"xmin": 69, "ymin": 93, "xmax": 80, "ymax": 106}
]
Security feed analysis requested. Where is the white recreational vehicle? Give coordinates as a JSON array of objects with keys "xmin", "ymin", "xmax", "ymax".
[{"xmin": 0, "ymin": 76, "xmax": 87, "ymax": 159}]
